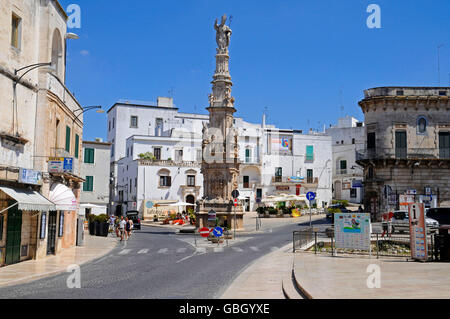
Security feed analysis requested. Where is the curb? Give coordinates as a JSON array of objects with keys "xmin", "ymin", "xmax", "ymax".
[{"xmin": 291, "ymin": 258, "xmax": 314, "ymax": 300}]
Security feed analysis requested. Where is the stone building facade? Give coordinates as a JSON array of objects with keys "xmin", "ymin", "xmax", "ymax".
[
  {"xmin": 0, "ymin": 0, "xmax": 84, "ymax": 266},
  {"xmin": 357, "ymin": 87, "xmax": 450, "ymax": 221}
]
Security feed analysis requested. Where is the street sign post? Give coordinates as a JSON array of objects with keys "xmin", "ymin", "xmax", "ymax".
[
  {"xmin": 306, "ymin": 192, "xmax": 316, "ymax": 227},
  {"xmin": 232, "ymin": 190, "xmax": 239, "ymax": 240},
  {"xmin": 199, "ymin": 227, "xmax": 211, "ymax": 238},
  {"xmin": 213, "ymin": 227, "xmax": 224, "ymax": 238}
]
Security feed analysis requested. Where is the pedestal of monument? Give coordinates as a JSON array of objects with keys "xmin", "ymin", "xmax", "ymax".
[{"xmin": 197, "ymin": 199, "xmax": 245, "ymax": 231}]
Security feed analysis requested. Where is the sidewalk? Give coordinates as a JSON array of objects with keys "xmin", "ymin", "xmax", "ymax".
[
  {"xmin": 220, "ymin": 243, "xmax": 294, "ymax": 299},
  {"xmin": 293, "ymin": 252, "xmax": 450, "ymax": 299},
  {"xmin": 0, "ymin": 233, "xmax": 118, "ymax": 288}
]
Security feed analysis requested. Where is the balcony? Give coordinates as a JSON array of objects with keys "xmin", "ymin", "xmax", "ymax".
[
  {"xmin": 271, "ymin": 176, "xmax": 318, "ymax": 187},
  {"xmin": 356, "ymin": 148, "xmax": 448, "ymax": 161},
  {"xmin": 242, "ymin": 157, "xmax": 261, "ymax": 165},
  {"xmin": 138, "ymin": 159, "xmax": 200, "ymax": 167}
]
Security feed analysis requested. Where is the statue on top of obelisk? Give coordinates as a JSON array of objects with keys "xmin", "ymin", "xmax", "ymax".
[{"xmin": 214, "ymin": 15, "xmax": 232, "ymax": 54}]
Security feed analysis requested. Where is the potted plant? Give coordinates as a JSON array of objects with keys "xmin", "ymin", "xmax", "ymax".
[
  {"xmin": 96, "ymin": 214, "xmax": 109, "ymax": 237},
  {"xmin": 88, "ymin": 214, "xmax": 96, "ymax": 235},
  {"xmin": 268, "ymin": 207, "xmax": 278, "ymax": 218}
]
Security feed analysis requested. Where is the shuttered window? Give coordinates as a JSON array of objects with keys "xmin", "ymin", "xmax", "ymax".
[
  {"xmin": 83, "ymin": 176, "xmax": 94, "ymax": 192},
  {"xmin": 65, "ymin": 126, "xmax": 71, "ymax": 153},
  {"xmin": 306, "ymin": 146, "xmax": 314, "ymax": 162},
  {"xmin": 84, "ymin": 148, "xmax": 95, "ymax": 164},
  {"xmin": 75, "ymin": 134, "xmax": 80, "ymax": 158}
]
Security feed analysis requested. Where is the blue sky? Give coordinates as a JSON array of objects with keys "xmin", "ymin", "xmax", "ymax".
[{"xmin": 59, "ymin": 0, "xmax": 450, "ymax": 141}]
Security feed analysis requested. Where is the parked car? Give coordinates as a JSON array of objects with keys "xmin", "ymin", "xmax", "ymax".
[
  {"xmin": 391, "ymin": 210, "xmax": 439, "ymax": 233},
  {"xmin": 325, "ymin": 204, "xmax": 350, "ymax": 223},
  {"xmin": 126, "ymin": 211, "xmax": 141, "ymax": 230},
  {"xmin": 426, "ymin": 207, "xmax": 450, "ymax": 226}
]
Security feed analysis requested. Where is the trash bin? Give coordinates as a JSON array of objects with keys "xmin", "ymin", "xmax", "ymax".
[{"xmin": 435, "ymin": 226, "xmax": 450, "ymax": 262}]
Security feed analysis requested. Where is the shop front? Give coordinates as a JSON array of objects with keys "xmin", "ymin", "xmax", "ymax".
[{"xmin": 0, "ymin": 186, "xmax": 55, "ymax": 266}]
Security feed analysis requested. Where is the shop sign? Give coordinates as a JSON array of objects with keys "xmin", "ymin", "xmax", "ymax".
[
  {"xmin": 409, "ymin": 203, "xmax": 428, "ymax": 261},
  {"xmin": 19, "ymin": 168, "xmax": 43, "ymax": 186},
  {"xmin": 48, "ymin": 157, "xmax": 73, "ymax": 174},
  {"xmin": 276, "ymin": 186, "xmax": 290, "ymax": 191},
  {"xmin": 352, "ymin": 180, "xmax": 363, "ymax": 188}
]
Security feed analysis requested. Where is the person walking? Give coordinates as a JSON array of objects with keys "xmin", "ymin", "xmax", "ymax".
[
  {"xmin": 125, "ymin": 217, "xmax": 131, "ymax": 240},
  {"xmin": 127, "ymin": 218, "xmax": 134, "ymax": 239},
  {"xmin": 119, "ymin": 216, "xmax": 127, "ymax": 241}
]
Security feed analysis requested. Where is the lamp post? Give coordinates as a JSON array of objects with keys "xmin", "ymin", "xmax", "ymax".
[{"xmin": 73, "ymin": 106, "xmax": 105, "ymax": 124}]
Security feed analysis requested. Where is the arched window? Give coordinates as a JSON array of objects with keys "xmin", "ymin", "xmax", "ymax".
[
  {"xmin": 417, "ymin": 117, "xmax": 427, "ymax": 134},
  {"xmin": 51, "ymin": 29, "xmax": 63, "ymax": 78}
]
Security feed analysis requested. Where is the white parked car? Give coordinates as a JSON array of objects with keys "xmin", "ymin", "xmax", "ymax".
[{"xmin": 391, "ymin": 211, "xmax": 439, "ymax": 233}]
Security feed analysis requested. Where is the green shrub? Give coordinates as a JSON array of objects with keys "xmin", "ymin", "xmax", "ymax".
[
  {"xmin": 88, "ymin": 214, "xmax": 96, "ymax": 223},
  {"xmin": 95, "ymin": 214, "xmax": 108, "ymax": 223},
  {"xmin": 268, "ymin": 208, "xmax": 278, "ymax": 215}
]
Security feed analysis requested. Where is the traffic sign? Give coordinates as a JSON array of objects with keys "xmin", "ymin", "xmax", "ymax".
[
  {"xmin": 306, "ymin": 192, "xmax": 316, "ymax": 201},
  {"xmin": 234, "ymin": 198, "xmax": 238, "ymax": 207},
  {"xmin": 199, "ymin": 227, "xmax": 211, "ymax": 238},
  {"xmin": 232, "ymin": 190, "xmax": 240, "ymax": 199},
  {"xmin": 213, "ymin": 227, "xmax": 224, "ymax": 238},
  {"xmin": 208, "ymin": 210, "xmax": 217, "ymax": 221}
]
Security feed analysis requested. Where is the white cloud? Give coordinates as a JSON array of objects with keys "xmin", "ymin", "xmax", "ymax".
[{"xmin": 80, "ymin": 50, "xmax": 90, "ymax": 56}]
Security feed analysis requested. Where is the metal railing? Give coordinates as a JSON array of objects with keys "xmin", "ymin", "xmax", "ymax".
[
  {"xmin": 293, "ymin": 228, "xmax": 438, "ymax": 260},
  {"xmin": 356, "ymin": 148, "xmax": 448, "ymax": 161}
]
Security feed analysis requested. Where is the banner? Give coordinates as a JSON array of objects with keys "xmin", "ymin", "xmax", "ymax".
[{"xmin": 334, "ymin": 213, "xmax": 371, "ymax": 251}]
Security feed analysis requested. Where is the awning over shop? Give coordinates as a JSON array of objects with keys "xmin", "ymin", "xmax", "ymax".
[
  {"xmin": 49, "ymin": 183, "xmax": 78, "ymax": 211},
  {"xmin": 0, "ymin": 186, "xmax": 55, "ymax": 212}
]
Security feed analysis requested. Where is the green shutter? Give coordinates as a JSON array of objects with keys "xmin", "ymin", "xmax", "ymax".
[
  {"xmin": 65, "ymin": 126, "xmax": 71, "ymax": 153},
  {"xmin": 84, "ymin": 149, "xmax": 95, "ymax": 164},
  {"xmin": 83, "ymin": 176, "xmax": 94, "ymax": 192},
  {"xmin": 75, "ymin": 135, "xmax": 79, "ymax": 158},
  {"xmin": 306, "ymin": 146, "xmax": 314, "ymax": 161}
]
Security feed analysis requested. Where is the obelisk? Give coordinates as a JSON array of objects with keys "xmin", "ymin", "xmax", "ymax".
[{"xmin": 198, "ymin": 14, "xmax": 243, "ymax": 231}]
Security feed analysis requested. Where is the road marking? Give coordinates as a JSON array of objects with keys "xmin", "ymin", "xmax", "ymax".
[
  {"xmin": 138, "ymin": 249, "xmax": 149, "ymax": 254},
  {"xmin": 158, "ymin": 248, "xmax": 168, "ymax": 254},
  {"xmin": 177, "ymin": 248, "xmax": 187, "ymax": 254},
  {"xmin": 196, "ymin": 247, "xmax": 206, "ymax": 253},
  {"xmin": 250, "ymin": 247, "xmax": 259, "ymax": 252},
  {"xmin": 214, "ymin": 247, "xmax": 224, "ymax": 253},
  {"xmin": 118, "ymin": 249, "xmax": 131, "ymax": 255},
  {"xmin": 232, "ymin": 247, "xmax": 243, "ymax": 252}
]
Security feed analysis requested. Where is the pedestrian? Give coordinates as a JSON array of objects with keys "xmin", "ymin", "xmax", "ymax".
[
  {"xmin": 108, "ymin": 215, "xmax": 116, "ymax": 234},
  {"xmin": 119, "ymin": 216, "xmax": 126, "ymax": 241},
  {"xmin": 127, "ymin": 217, "xmax": 134, "ymax": 239},
  {"xmin": 125, "ymin": 217, "xmax": 131, "ymax": 240}
]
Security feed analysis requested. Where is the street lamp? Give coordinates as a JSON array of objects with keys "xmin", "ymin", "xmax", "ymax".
[
  {"xmin": 14, "ymin": 62, "xmax": 53, "ymax": 87},
  {"xmin": 73, "ymin": 105, "xmax": 105, "ymax": 124}
]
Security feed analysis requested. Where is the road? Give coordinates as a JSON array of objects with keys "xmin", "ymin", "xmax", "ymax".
[{"xmin": 0, "ymin": 218, "xmax": 329, "ymax": 299}]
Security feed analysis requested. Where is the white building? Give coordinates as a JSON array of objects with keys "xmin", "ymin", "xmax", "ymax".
[
  {"xmin": 79, "ymin": 139, "xmax": 111, "ymax": 217},
  {"xmin": 108, "ymin": 98, "xmax": 333, "ymax": 217},
  {"xmin": 326, "ymin": 116, "xmax": 365, "ymax": 204}
]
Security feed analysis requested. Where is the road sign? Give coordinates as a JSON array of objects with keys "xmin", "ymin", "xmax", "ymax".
[
  {"xmin": 208, "ymin": 210, "xmax": 216, "ymax": 221},
  {"xmin": 234, "ymin": 198, "xmax": 238, "ymax": 207},
  {"xmin": 213, "ymin": 227, "xmax": 224, "ymax": 238},
  {"xmin": 306, "ymin": 192, "xmax": 316, "ymax": 201},
  {"xmin": 232, "ymin": 190, "xmax": 240, "ymax": 199},
  {"xmin": 199, "ymin": 227, "xmax": 211, "ymax": 238}
]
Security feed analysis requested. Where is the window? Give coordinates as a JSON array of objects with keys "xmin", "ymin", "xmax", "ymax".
[
  {"xmin": 245, "ymin": 149, "xmax": 251, "ymax": 163},
  {"xmin": 130, "ymin": 116, "xmax": 138, "ymax": 128},
  {"xmin": 58, "ymin": 213, "xmax": 64, "ymax": 237},
  {"xmin": 396, "ymin": 90, "xmax": 404, "ymax": 96},
  {"xmin": 84, "ymin": 148, "xmax": 95, "ymax": 164},
  {"xmin": 439, "ymin": 132, "xmax": 450, "ymax": 159},
  {"xmin": 275, "ymin": 167, "xmax": 282, "ymax": 182},
  {"xmin": 109, "ymin": 121, "xmax": 111, "ymax": 132},
  {"xmin": 65, "ymin": 126, "xmax": 71, "ymax": 153},
  {"xmin": 113, "ymin": 118, "xmax": 115, "ymax": 129},
  {"xmin": 75, "ymin": 134, "xmax": 80, "ymax": 159},
  {"xmin": 0, "ymin": 215, "xmax": 4, "ymax": 241},
  {"xmin": 196, "ymin": 149, "xmax": 202, "ymax": 162},
  {"xmin": 417, "ymin": 117, "xmax": 427, "ymax": 134},
  {"xmin": 11, "ymin": 14, "xmax": 21, "ymax": 49},
  {"xmin": 111, "ymin": 139, "xmax": 115, "ymax": 157},
  {"xmin": 306, "ymin": 146, "xmax": 314, "ymax": 162},
  {"xmin": 439, "ymin": 91, "xmax": 447, "ymax": 96},
  {"xmin": 245, "ymin": 136, "xmax": 250, "ymax": 143},
  {"xmin": 256, "ymin": 189, "xmax": 262, "ymax": 199},
  {"xmin": 307, "ymin": 169, "xmax": 313, "ymax": 184},
  {"xmin": 352, "ymin": 138, "xmax": 356, "ymax": 145},
  {"xmin": 368, "ymin": 167, "xmax": 374, "ymax": 179},
  {"xmin": 175, "ymin": 150, "xmax": 183, "ymax": 162},
  {"xmin": 395, "ymin": 131, "xmax": 407, "ymax": 159},
  {"xmin": 350, "ymin": 188, "xmax": 357, "ymax": 198},
  {"xmin": 155, "ymin": 118, "xmax": 163, "ymax": 136},
  {"xmin": 154, "ymin": 148, "xmax": 161, "ymax": 160},
  {"xmin": 131, "ymin": 146, "xmax": 133, "ymax": 157},
  {"xmin": 243, "ymin": 176, "xmax": 250, "ymax": 189},
  {"xmin": 83, "ymin": 176, "xmax": 94, "ymax": 192},
  {"xmin": 187, "ymin": 175, "xmax": 196, "ymax": 187},
  {"xmin": 160, "ymin": 176, "xmax": 172, "ymax": 187},
  {"xmin": 367, "ymin": 132, "xmax": 376, "ymax": 149},
  {"xmin": 340, "ymin": 160, "xmax": 347, "ymax": 174}
]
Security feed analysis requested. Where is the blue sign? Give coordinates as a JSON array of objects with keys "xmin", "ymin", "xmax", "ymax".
[
  {"xmin": 213, "ymin": 227, "xmax": 224, "ymax": 238},
  {"xmin": 63, "ymin": 158, "xmax": 73, "ymax": 172},
  {"xmin": 19, "ymin": 168, "xmax": 43, "ymax": 186},
  {"xmin": 306, "ymin": 192, "xmax": 316, "ymax": 201}
]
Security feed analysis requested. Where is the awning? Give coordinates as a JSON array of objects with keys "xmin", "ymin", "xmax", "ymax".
[
  {"xmin": 49, "ymin": 183, "xmax": 78, "ymax": 211},
  {"xmin": 0, "ymin": 186, "xmax": 55, "ymax": 212}
]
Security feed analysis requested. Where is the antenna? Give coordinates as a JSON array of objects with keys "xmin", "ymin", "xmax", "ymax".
[
  {"xmin": 339, "ymin": 88, "xmax": 344, "ymax": 118},
  {"xmin": 168, "ymin": 87, "xmax": 175, "ymax": 98},
  {"xmin": 229, "ymin": 15, "xmax": 233, "ymax": 27}
]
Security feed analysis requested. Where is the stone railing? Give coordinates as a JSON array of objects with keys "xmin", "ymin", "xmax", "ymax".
[
  {"xmin": 356, "ymin": 148, "xmax": 446, "ymax": 161},
  {"xmin": 138, "ymin": 159, "xmax": 201, "ymax": 167}
]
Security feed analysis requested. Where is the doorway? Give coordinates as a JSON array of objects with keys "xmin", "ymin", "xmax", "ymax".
[
  {"xmin": 47, "ymin": 211, "xmax": 57, "ymax": 255},
  {"xmin": 5, "ymin": 203, "xmax": 22, "ymax": 265},
  {"xmin": 186, "ymin": 195, "xmax": 195, "ymax": 213}
]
